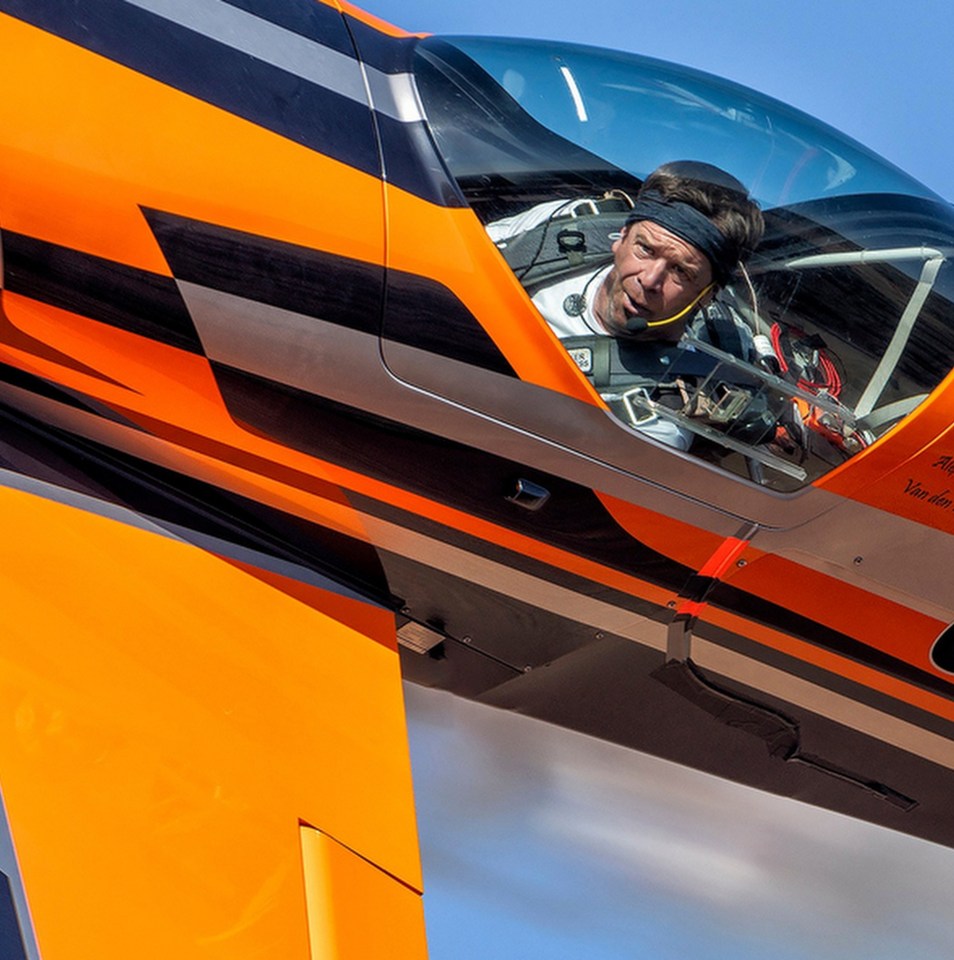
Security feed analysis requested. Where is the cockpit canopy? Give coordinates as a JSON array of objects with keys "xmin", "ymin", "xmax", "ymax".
[{"xmin": 413, "ymin": 36, "xmax": 954, "ymax": 490}]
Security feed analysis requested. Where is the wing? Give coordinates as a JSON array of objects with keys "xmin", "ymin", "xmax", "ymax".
[{"xmin": 0, "ymin": 464, "xmax": 426, "ymax": 959}]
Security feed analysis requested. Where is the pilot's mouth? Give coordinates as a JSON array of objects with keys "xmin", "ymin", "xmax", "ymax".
[{"xmin": 624, "ymin": 291, "xmax": 649, "ymax": 318}]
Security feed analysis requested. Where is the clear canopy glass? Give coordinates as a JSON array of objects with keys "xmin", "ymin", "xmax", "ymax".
[{"xmin": 413, "ymin": 36, "xmax": 954, "ymax": 490}]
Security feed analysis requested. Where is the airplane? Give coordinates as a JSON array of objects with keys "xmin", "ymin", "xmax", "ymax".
[{"xmin": 0, "ymin": 1, "xmax": 952, "ymax": 957}]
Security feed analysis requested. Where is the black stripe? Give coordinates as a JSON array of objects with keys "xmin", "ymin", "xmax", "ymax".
[
  {"xmin": 0, "ymin": 362, "xmax": 137, "ymax": 422},
  {"xmin": 348, "ymin": 489, "xmax": 672, "ymax": 623},
  {"xmin": 384, "ymin": 267, "xmax": 516, "ymax": 377},
  {"xmin": 376, "ymin": 113, "xmax": 466, "ymax": 209},
  {"xmin": 0, "ymin": 0, "xmax": 381, "ymax": 179},
  {"xmin": 710, "ymin": 582, "xmax": 954, "ymax": 700},
  {"xmin": 3, "ymin": 231, "xmax": 202, "ymax": 353},
  {"xmin": 145, "ymin": 208, "xmax": 385, "ymax": 336},
  {"xmin": 344, "ymin": 15, "xmax": 418, "ymax": 75},
  {"xmin": 931, "ymin": 622, "xmax": 954, "ymax": 672},
  {"xmin": 212, "ymin": 363, "xmax": 696, "ymax": 591},
  {"xmin": 0, "ymin": 872, "xmax": 28, "ymax": 960},
  {"xmin": 0, "ymin": 403, "xmax": 391, "ymax": 603},
  {"xmin": 0, "ymin": 347, "xmax": 666, "ymax": 622},
  {"xmin": 698, "ymin": 618, "xmax": 954, "ymax": 743},
  {"xmin": 680, "ymin": 574, "xmax": 716, "ymax": 604},
  {"xmin": 0, "ymin": 353, "xmax": 671, "ymax": 623},
  {"xmin": 220, "ymin": 0, "xmax": 355, "ymax": 54},
  {"xmin": 340, "ymin": 24, "xmax": 466, "ymax": 205},
  {"xmin": 146, "ymin": 209, "xmax": 515, "ymax": 376}
]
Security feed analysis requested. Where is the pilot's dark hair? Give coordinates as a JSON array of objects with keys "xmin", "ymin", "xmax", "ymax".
[{"xmin": 637, "ymin": 160, "xmax": 764, "ymax": 272}]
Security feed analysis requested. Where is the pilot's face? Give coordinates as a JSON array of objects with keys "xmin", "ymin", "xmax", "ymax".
[{"xmin": 594, "ymin": 220, "xmax": 714, "ymax": 338}]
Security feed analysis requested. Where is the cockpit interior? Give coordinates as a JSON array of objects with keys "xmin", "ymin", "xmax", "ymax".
[{"xmin": 412, "ymin": 36, "xmax": 954, "ymax": 491}]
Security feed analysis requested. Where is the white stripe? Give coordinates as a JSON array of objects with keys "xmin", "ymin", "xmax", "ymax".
[
  {"xmin": 123, "ymin": 0, "xmax": 369, "ymax": 108},
  {"xmin": 363, "ymin": 514, "xmax": 666, "ymax": 647},
  {"xmin": 365, "ymin": 68, "xmax": 427, "ymax": 124}
]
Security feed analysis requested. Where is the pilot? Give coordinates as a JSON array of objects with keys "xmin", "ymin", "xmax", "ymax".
[
  {"xmin": 513, "ymin": 161, "xmax": 765, "ymax": 448},
  {"xmin": 534, "ymin": 161, "xmax": 763, "ymax": 339}
]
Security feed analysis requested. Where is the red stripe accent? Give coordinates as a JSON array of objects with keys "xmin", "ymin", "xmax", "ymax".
[
  {"xmin": 677, "ymin": 535, "xmax": 751, "ymax": 623},
  {"xmin": 696, "ymin": 536, "xmax": 749, "ymax": 580},
  {"xmin": 676, "ymin": 600, "xmax": 705, "ymax": 619}
]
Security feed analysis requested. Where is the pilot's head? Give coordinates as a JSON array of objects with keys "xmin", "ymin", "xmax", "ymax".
[{"xmin": 593, "ymin": 161, "xmax": 764, "ymax": 339}]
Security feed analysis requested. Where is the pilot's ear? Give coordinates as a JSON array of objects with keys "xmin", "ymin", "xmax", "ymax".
[{"xmin": 611, "ymin": 223, "xmax": 630, "ymax": 254}]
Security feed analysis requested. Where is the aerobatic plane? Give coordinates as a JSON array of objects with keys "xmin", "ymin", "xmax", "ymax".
[{"xmin": 0, "ymin": 1, "xmax": 952, "ymax": 957}]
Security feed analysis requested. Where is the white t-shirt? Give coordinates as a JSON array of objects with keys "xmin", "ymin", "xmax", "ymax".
[
  {"xmin": 485, "ymin": 199, "xmax": 581, "ymax": 244},
  {"xmin": 530, "ymin": 265, "xmax": 612, "ymax": 339}
]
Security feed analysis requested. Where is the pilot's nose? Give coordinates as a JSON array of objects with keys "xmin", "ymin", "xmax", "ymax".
[{"xmin": 638, "ymin": 257, "xmax": 667, "ymax": 292}]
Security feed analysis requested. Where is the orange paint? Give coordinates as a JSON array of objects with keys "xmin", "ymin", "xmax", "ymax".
[
  {"xmin": 596, "ymin": 492, "xmax": 729, "ymax": 570},
  {"xmin": 385, "ymin": 185, "xmax": 599, "ymax": 401},
  {"xmin": 334, "ymin": 1, "xmax": 417, "ymax": 37},
  {"xmin": 0, "ymin": 14, "xmax": 384, "ymax": 270},
  {"xmin": 226, "ymin": 559, "xmax": 398, "ymax": 651},
  {"xmin": 723, "ymin": 553, "xmax": 947, "ymax": 679},
  {"xmin": 0, "ymin": 483, "xmax": 424, "ymax": 959}
]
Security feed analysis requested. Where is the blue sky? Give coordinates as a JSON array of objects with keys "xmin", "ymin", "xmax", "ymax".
[{"xmin": 353, "ymin": 2, "xmax": 954, "ymax": 957}]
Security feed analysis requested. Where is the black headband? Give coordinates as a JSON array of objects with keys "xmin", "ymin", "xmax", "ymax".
[{"xmin": 625, "ymin": 191, "xmax": 737, "ymax": 284}]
